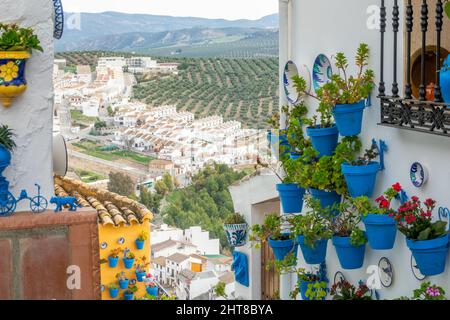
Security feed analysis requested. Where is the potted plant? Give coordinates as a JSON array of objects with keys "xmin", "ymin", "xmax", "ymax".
[
  {"xmin": 292, "ymin": 76, "xmax": 338, "ymax": 157},
  {"xmin": 357, "ymin": 183, "xmax": 402, "ymax": 250},
  {"xmin": 291, "ymin": 268, "xmax": 327, "ymax": 301},
  {"xmin": 331, "ymin": 200, "xmax": 368, "ymax": 269},
  {"xmin": 135, "ymin": 231, "xmax": 148, "ymax": 250},
  {"xmin": 108, "ymin": 283, "xmax": 119, "ymax": 299},
  {"xmin": 250, "ymin": 213, "xmax": 298, "ymax": 263},
  {"xmin": 0, "ymin": 23, "xmax": 43, "ymax": 108},
  {"xmin": 393, "ymin": 196, "xmax": 449, "ymax": 276},
  {"xmin": 135, "ymin": 256, "xmax": 150, "ymax": 282},
  {"xmin": 317, "ymin": 43, "xmax": 375, "ymax": 137},
  {"xmin": 108, "ymin": 248, "xmax": 122, "ymax": 268},
  {"xmin": 340, "ymin": 142, "xmax": 380, "ymax": 198},
  {"xmin": 223, "ymin": 212, "xmax": 248, "ymax": 247},
  {"xmin": 144, "ymin": 273, "xmax": 159, "ymax": 297},
  {"xmin": 0, "ymin": 124, "xmax": 15, "ymax": 176},
  {"xmin": 330, "ymin": 279, "xmax": 372, "ymax": 300},
  {"xmin": 123, "ymin": 250, "xmax": 135, "ymax": 269},
  {"xmin": 411, "ymin": 282, "xmax": 446, "ymax": 300},
  {"xmin": 124, "ymin": 285, "xmax": 138, "ymax": 301},
  {"xmin": 116, "ymin": 272, "xmax": 129, "ymax": 290},
  {"xmin": 292, "ymin": 196, "xmax": 333, "ymax": 264}
]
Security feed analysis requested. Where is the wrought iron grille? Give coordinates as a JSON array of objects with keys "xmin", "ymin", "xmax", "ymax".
[{"xmin": 379, "ymin": 0, "xmax": 450, "ymax": 136}]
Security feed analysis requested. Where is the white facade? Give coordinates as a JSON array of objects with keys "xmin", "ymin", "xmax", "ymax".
[{"xmin": 184, "ymin": 226, "xmax": 220, "ymax": 255}]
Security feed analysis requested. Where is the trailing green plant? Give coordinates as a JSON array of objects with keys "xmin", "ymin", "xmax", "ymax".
[
  {"xmin": 290, "ymin": 268, "xmax": 328, "ymax": 300},
  {"xmin": 124, "ymin": 251, "xmax": 135, "ymax": 259},
  {"xmin": 332, "ymin": 198, "xmax": 368, "ymax": 247},
  {"xmin": 0, "ymin": 23, "xmax": 43, "ymax": 52},
  {"xmin": 224, "ymin": 212, "xmax": 246, "ymax": 225},
  {"xmin": 317, "ymin": 43, "xmax": 375, "ymax": 107},
  {"xmin": 283, "ymin": 103, "xmax": 310, "ymax": 153},
  {"xmin": 393, "ymin": 196, "xmax": 448, "ymax": 241},
  {"xmin": 266, "ymin": 251, "xmax": 297, "ymax": 274},
  {"xmin": 256, "ymin": 155, "xmax": 297, "ymax": 184},
  {"xmin": 330, "ymin": 279, "xmax": 372, "ymax": 300},
  {"xmin": 125, "ymin": 284, "xmax": 138, "ymax": 295},
  {"xmin": 291, "ymin": 196, "xmax": 333, "ymax": 247},
  {"xmin": 135, "ymin": 256, "xmax": 150, "ymax": 273},
  {"xmin": 412, "ymin": 282, "xmax": 446, "ymax": 300},
  {"xmin": 213, "ymin": 281, "xmax": 228, "ymax": 299},
  {"xmin": 0, "ymin": 125, "xmax": 16, "ymax": 151},
  {"xmin": 350, "ymin": 196, "xmax": 384, "ymax": 218},
  {"xmin": 339, "ymin": 141, "xmax": 379, "ymax": 166},
  {"xmin": 109, "ymin": 248, "xmax": 122, "ymax": 259},
  {"xmin": 249, "ymin": 213, "xmax": 293, "ymax": 247}
]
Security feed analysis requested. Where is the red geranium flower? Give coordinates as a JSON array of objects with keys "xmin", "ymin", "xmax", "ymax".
[
  {"xmin": 424, "ymin": 198, "xmax": 436, "ymax": 207},
  {"xmin": 392, "ymin": 183, "xmax": 402, "ymax": 192}
]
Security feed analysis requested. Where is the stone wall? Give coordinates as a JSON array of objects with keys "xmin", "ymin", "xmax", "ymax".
[
  {"xmin": 0, "ymin": 209, "xmax": 101, "ymax": 300},
  {"xmin": 0, "ymin": 0, "xmax": 55, "ymax": 211}
]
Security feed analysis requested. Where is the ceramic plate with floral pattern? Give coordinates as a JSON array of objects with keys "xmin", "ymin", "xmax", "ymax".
[{"xmin": 313, "ymin": 54, "xmax": 334, "ymax": 93}]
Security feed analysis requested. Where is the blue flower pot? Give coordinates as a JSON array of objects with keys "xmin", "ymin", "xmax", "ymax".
[
  {"xmin": 124, "ymin": 292, "xmax": 134, "ymax": 300},
  {"xmin": 0, "ymin": 52, "xmax": 30, "ymax": 108},
  {"xmin": 268, "ymin": 236, "xmax": 298, "ymax": 262},
  {"xmin": 276, "ymin": 183, "xmax": 305, "ymax": 214},
  {"xmin": 332, "ymin": 236, "xmax": 366, "ymax": 270},
  {"xmin": 224, "ymin": 223, "xmax": 248, "ymax": 247},
  {"xmin": 146, "ymin": 286, "xmax": 158, "ymax": 297},
  {"xmin": 123, "ymin": 258, "xmax": 135, "ymax": 269},
  {"xmin": 299, "ymin": 281, "xmax": 325, "ymax": 300},
  {"xmin": 333, "ymin": 100, "xmax": 365, "ymax": 136},
  {"xmin": 109, "ymin": 287, "xmax": 119, "ymax": 299},
  {"xmin": 136, "ymin": 270, "xmax": 146, "ymax": 282},
  {"xmin": 297, "ymin": 235, "xmax": 328, "ymax": 264},
  {"xmin": 290, "ymin": 152, "xmax": 301, "ymax": 160},
  {"xmin": 406, "ymin": 235, "xmax": 449, "ymax": 276},
  {"xmin": 306, "ymin": 125, "xmax": 339, "ymax": 157},
  {"xmin": 440, "ymin": 55, "xmax": 450, "ymax": 104},
  {"xmin": 108, "ymin": 256, "xmax": 119, "ymax": 268},
  {"xmin": 363, "ymin": 214, "xmax": 397, "ymax": 250},
  {"xmin": 341, "ymin": 162, "xmax": 380, "ymax": 198},
  {"xmin": 135, "ymin": 239, "xmax": 145, "ymax": 250},
  {"xmin": 119, "ymin": 279, "xmax": 129, "ymax": 289},
  {"xmin": 0, "ymin": 145, "xmax": 11, "ymax": 176},
  {"xmin": 309, "ymin": 188, "xmax": 341, "ymax": 215}
]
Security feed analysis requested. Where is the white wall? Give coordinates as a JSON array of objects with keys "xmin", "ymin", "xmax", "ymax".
[
  {"xmin": 283, "ymin": 0, "xmax": 450, "ymax": 299},
  {"xmin": 0, "ymin": 0, "xmax": 54, "ymax": 210}
]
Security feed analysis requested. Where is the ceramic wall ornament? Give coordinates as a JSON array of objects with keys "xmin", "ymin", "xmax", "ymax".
[
  {"xmin": 100, "ymin": 242, "xmax": 108, "ymax": 250},
  {"xmin": 0, "ymin": 182, "xmax": 48, "ymax": 216},
  {"xmin": 130, "ymin": 279, "xmax": 137, "ymax": 285},
  {"xmin": 333, "ymin": 271, "xmax": 345, "ymax": 285},
  {"xmin": 283, "ymin": 61, "xmax": 311, "ymax": 104},
  {"xmin": 100, "ymin": 285, "xmax": 105, "ymax": 292},
  {"xmin": 53, "ymin": 0, "xmax": 64, "ymax": 39},
  {"xmin": 0, "ymin": 52, "xmax": 30, "ymax": 108},
  {"xmin": 313, "ymin": 54, "xmax": 334, "ymax": 93},
  {"xmin": 410, "ymin": 162, "xmax": 428, "ymax": 188},
  {"xmin": 118, "ymin": 237, "xmax": 125, "ymax": 245},
  {"xmin": 378, "ymin": 257, "xmax": 393, "ymax": 288},
  {"xmin": 411, "ymin": 254, "xmax": 426, "ymax": 281}
]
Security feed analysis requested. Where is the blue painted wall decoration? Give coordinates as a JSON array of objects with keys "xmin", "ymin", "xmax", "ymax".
[
  {"xmin": 312, "ymin": 54, "xmax": 333, "ymax": 93},
  {"xmin": 410, "ymin": 162, "xmax": 428, "ymax": 188},
  {"xmin": 0, "ymin": 182, "xmax": 48, "ymax": 216},
  {"xmin": 53, "ymin": 0, "xmax": 64, "ymax": 40}
]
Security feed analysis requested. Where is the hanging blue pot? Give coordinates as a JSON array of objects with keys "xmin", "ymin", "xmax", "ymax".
[
  {"xmin": 309, "ymin": 188, "xmax": 341, "ymax": 215},
  {"xmin": 146, "ymin": 286, "xmax": 158, "ymax": 297},
  {"xmin": 440, "ymin": 55, "xmax": 450, "ymax": 104},
  {"xmin": 406, "ymin": 235, "xmax": 449, "ymax": 276},
  {"xmin": 136, "ymin": 270, "xmax": 146, "ymax": 282},
  {"xmin": 341, "ymin": 162, "xmax": 380, "ymax": 198},
  {"xmin": 332, "ymin": 236, "xmax": 366, "ymax": 270},
  {"xmin": 290, "ymin": 152, "xmax": 301, "ymax": 160},
  {"xmin": 333, "ymin": 100, "xmax": 365, "ymax": 136},
  {"xmin": 363, "ymin": 214, "xmax": 397, "ymax": 250},
  {"xmin": 124, "ymin": 292, "xmax": 134, "ymax": 300},
  {"xmin": 277, "ymin": 183, "xmax": 305, "ymax": 214},
  {"xmin": 0, "ymin": 145, "xmax": 11, "ymax": 176},
  {"xmin": 109, "ymin": 287, "xmax": 119, "ymax": 299},
  {"xmin": 299, "ymin": 280, "xmax": 325, "ymax": 300},
  {"xmin": 268, "ymin": 236, "xmax": 298, "ymax": 262},
  {"xmin": 123, "ymin": 258, "xmax": 135, "ymax": 269},
  {"xmin": 224, "ymin": 223, "xmax": 248, "ymax": 247},
  {"xmin": 135, "ymin": 239, "xmax": 145, "ymax": 250},
  {"xmin": 306, "ymin": 125, "xmax": 339, "ymax": 157},
  {"xmin": 297, "ymin": 235, "xmax": 328, "ymax": 264},
  {"xmin": 108, "ymin": 256, "xmax": 119, "ymax": 268},
  {"xmin": 119, "ymin": 279, "xmax": 129, "ymax": 290}
]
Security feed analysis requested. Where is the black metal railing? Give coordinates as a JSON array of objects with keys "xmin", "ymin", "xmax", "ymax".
[{"xmin": 379, "ymin": 0, "xmax": 450, "ymax": 136}]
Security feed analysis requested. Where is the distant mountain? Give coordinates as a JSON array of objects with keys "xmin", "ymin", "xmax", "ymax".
[{"xmin": 57, "ymin": 11, "xmax": 279, "ymax": 52}]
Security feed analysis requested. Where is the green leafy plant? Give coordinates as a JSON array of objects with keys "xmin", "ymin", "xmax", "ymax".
[
  {"xmin": 115, "ymin": 272, "xmax": 127, "ymax": 281},
  {"xmin": 135, "ymin": 256, "xmax": 150, "ymax": 273},
  {"xmin": 330, "ymin": 279, "xmax": 372, "ymax": 300},
  {"xmin": 290, "ymin": 268, "xmax": 327, "ymax": 300},
  {"xmin": 249, "ymin": 213, "xmax": 293, "ymax": 246},
  {"xmin": 0, "ymin": 23, "xmax": 43, "ymax": 52},
  {"xmin": 137, "ymin": 231, "xmax": 149, "ymax": 241},
  {"xmin": 373, "ymin": 182, "xmax": 403, "ymax": 216},
  {"xmin": 108, "ymin": 283, "xmax": 119, "ymax": 290},
  {"xmin": 213, "ymin": 281, "xmax": 228, "ymax": 299},
  {"xmin": 224, "ymin": 212, "xmax": 247, "ymax": 225},
  {"xmin": 125, "ymin": 251, "xmax": 135, "ymax": 259},
  {"xmin": 317, "ymin": 43, "xmax": 375, "ymax": 107},
  {"xmin": 109, "ymin": 248, "xmax": 122, "ymax": 259},
  {"xmin": 125, "ymin": 284, "xmax": 138, "ymax": 295},
  {"xmin": 412, "ymin": 282, "xmax": 446, "ymax": 300},
  {"xmin": 332, "ymin": 199, "xmax": 368, "ymax": 246},
  {"xmin": 393, "ymin": 196, "xmax": 448, "ymax": 241},
  {"xmin": 291, "ymin": 196, "xmax": 333, "ymax": 247},
  {"xmin": 0, "ymin": 125, "xmax": 16, "ymax": 151},
  {"xmin": 350, "ymin": 196, "xmax": 384, "ymax": 218},
  {"xmin": 340, "ymin": 142, "xmax": 379, "ymax": 166}
]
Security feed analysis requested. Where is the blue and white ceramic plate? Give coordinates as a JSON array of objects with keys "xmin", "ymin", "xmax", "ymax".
[
  {"xmin": 410, "ymin": 162, "xmax": 428, "ymax": 188},
  {"xmin": 378, "ymin": 257, "xmax": 393, "ymax": 288},
  {"xmin": 283, "ymin": 61, "xmax": 311, "ymax": 104},
  {"xmin": 313, "ymin": 54, "xmax": 333, "ymax": 92}
]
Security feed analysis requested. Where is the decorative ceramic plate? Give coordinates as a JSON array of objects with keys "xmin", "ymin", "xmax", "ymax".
[
  {"xmin": 100, "ymin": 242, "xmax": 108, "ymax": 250},
  {"xmin": 313, "ymin": 54, "xmax": 334, "ymax": 92},
  {"xmin": 283, "ymin": 61, "xmax": 311, "ymax": 104},
  {"xmin": 410, "ymin": 162, "xmax": 428, "ymax": 188},
  {"xmin": 411, "ymin": 254, "xmax": 426, "ymax": 280},
  {"xmin": 378, "ymin": 257, "xmax": 393, "ymax": 288},
  {"xmin": 118, "ymin": 237, "xmax": 125, "ymax": 245}
]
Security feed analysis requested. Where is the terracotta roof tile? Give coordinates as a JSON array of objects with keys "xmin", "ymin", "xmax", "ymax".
[{"xmin": 54, "ymin": 175, "xmax": 153, "ymax": 227}]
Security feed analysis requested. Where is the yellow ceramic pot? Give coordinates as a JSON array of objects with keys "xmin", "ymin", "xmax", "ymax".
[{"xmin": 0, "ymin": 51, "xmax": 30, "ymax": 108}]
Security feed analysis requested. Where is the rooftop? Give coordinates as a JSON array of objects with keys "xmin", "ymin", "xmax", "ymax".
[
  {"xmin": 152, "ymin": 239, "xmax": 178, "ymax": 252},
  {"xmin": 152, "ymin": 256, "xmax": 167, "ymax": 267},
  {"xmin": 167, "ymin": 253, "xmax": 189, "ymax": 264}
]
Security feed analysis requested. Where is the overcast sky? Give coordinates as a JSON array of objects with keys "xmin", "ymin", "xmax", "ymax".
[{"xmin": 62, "ymin": 0, "xmax": 278, "ymax": 20}]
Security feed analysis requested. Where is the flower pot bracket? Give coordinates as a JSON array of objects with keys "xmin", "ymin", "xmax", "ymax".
[{"xmin": 371, "ymin": 139, "xmax": 388, "ymax": 171}]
